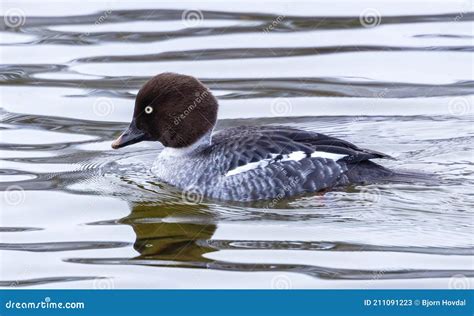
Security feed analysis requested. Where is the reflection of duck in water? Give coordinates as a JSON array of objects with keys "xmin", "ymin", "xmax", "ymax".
[
  {"xmin": 121, "ymin": 202, "xmax": 217, "ymax": 264},
  {"xmin": 112, "ymin": 201, "xmax": 474, "ymax": 282},
  {"xmin": 111, "ymin": 73, "xmax": 409, "ymax": 202}
]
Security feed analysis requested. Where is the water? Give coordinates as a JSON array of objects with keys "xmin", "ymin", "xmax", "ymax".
[{"xmin": 1, "ymin": 1, "xmax": 473, "ymax": 288}]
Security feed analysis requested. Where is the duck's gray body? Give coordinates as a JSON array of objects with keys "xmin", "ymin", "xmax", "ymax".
[{"xmin": 152, "ymin": 126, "xmax": 395, "ymax": 202}]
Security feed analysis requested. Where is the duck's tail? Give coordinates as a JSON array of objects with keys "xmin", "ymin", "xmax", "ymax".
[{"xmin": 343, "ymin": 161, "xmax": 438, "ymax": 186}]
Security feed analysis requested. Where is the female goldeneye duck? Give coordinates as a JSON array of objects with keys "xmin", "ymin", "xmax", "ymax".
[{"xmin": 112, "ymin": 72, "xmax": 396, "ymax": 202}]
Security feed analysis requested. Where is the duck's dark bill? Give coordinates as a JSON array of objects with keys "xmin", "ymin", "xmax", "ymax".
[{"xmin": 112, "ymin": 121, "xmax": 148, "ymax": 149}]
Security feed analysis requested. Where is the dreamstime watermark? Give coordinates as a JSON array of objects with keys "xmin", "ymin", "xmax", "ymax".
[
  {"xmin": 359, "ymin": 187, "xmax": 381, "ymax": 205},
  {"xmin": 324, "ymin": 190, "xmax": 347, "ymax": 205},
  {"xmin": 448, "ymin": 97, "xmax": 472, "ymax": 116},
  {"xmin": 448, "ymin": 274, "xmax": 471, "ymax": 289},
  {"xmin": 267, "ymin": 171, "xmax": 304, "ymax": 208},
  {"xmin": 9, "ymin": 280, "xmax": 20, "ymax": 287},
  {"xmin": 374, "ymin": 88, "xmax": 389, "ymax": 99},
  {"xmin": 372, "ymin": 269, "xmax": 386, "ymax": 280},
  {"xmin": 5, "ymin": 297, "xmax": 85, "ymax": 310},
  {"xmin": 174, "ymin": 90, "xmax": 210, "ymax": 126},
  {"xmin": 270, "ymin": 98, "xmax": 292, "ymax": 116},
  {"xmin": 93, "ymin": 277, "xmax": 115, "ymax": 289},
  {"xmin": 93, "ymin": 97, "xmax": 114, "ymax": 117},
  {"xmin": 263, "ymin": 15, "xmax": 285, "ymax": 33},
  {"xmin": 4, "ymin": 185, "xmax": 26, "ymax": 206},
  {"xmin": 359, "ymin": 8, "xmax": 382, "ymax": 28},
  {"xmin": 181, "ymin": 185, "xmax": 204, "ymax": 204},
  {"xmin": 8, "ymin": 267, "xmax": 31, "ymax": 287},
  {"xmin": 271, "ymin": 274, "xmax": 292, "ymax": 289},
  {"xmin": 454, "ymin": 0, "xmax": 471, "ymax": 22},
  {"xmin": 3, "ymin": 8, "xmax": 26, "ymax": 28},
  {"xmin": 181, "ymin": 9, "xmax": 204, "ymax": 27},
  {"xmin": 79, "ymin": 10, "xmax": 112, "ymax": 39}
]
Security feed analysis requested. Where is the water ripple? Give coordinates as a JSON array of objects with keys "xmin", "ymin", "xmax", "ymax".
[
  {"xmin": 0, "ymin": 277, "xmax": 106, "ymax": 288},
  {"xmin": 64, "ymin": 257, "xmax": 474, "ymax": 281},
  {"xmin": 0, "ymin": 241, "xmax": 131, "ymax": 252}
]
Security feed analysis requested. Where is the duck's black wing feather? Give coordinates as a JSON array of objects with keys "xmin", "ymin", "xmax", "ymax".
[{"xmin": 208, "ymin": 125, "xmax": 392, "ymax": 170}]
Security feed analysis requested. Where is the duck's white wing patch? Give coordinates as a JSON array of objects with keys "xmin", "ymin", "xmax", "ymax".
[
  {"xmin": 225, "ymin": 160, "xmax": 270, "ymax": 177},
  {"xmin": 280, "ymin": 151, "xmax": 306, "ymax": 161},
  {"xmin": 310, "ymin": 151, "xmax": 347, "ymax": 160},
  {"xmin": 225, "ymin": 150, "xmax": 347, "ymax": 177}
]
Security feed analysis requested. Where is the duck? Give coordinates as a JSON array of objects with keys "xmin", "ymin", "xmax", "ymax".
[{"xmin": 112, "ymin": 72, "xmax": 397, "ymax": 202}]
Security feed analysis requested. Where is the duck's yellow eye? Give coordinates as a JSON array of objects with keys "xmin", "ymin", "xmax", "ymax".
[{"xmin": 145, "ymin": 106, "xmax": 153, "ymax": 114}]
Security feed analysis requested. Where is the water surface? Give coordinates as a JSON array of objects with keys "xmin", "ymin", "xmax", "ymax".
[{"xmin": 0, "ymin": 1, "xmax": 473, "ymax": 288}]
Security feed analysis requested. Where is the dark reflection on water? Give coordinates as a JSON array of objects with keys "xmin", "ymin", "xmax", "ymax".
[
  {"xmin": 1, "ymin": 63, "xmax": 472, "ymax": 99},
  {"xmin": 3, "ymin": 74, "xmax": 472, "ymax": 99},
  {"xmin": 124, "ymin": 203, "xmax": 217, "ymax": 263},
  {"xmin": 0, "ymin": 241, "xmax": 130, "ymax": 252},
  {"xmin": 63, "ymin": 201, "xmax": 474, "ymax": 281},
  {"xmin": 72, "ymin": 45, "xmax": 473, "ymax": 64},
  {"xmin": 0, "ymin": 227, "xmax": 42, "ymax": 232},
  {"xmin": 0, "ymin": 277, "xmax": 106, "ymax": 288},
  {"xmin": 2, "ymin": 9, "xmax": 473, "ymax": 45}
]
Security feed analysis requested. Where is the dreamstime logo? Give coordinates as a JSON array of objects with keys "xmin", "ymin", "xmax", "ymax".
[
  {"xmin": 448, "ymin": 274, "xmax": 471, "ymax": 289},
  {"xmin": 270, "ymin": 98, "xmax": 292, "ymax": 116},
  {"xmin": 267, "ymin": 173, "xmax": 303, "ymax": 208},
  {"xmin": 4, "ymin": 185, "xmax": 26, "ymax": 206},
  {"xmin": 453, "ymin": 0, "xmax": 471, "ymax": 22},
  {"xmin": 349, "ymin": 116, "xmax": 364, "ymax": 126},
  {"xmin": 372, "ymin": 270, "xmax": 386, "ymax": 280},
  {"xmin": 79, "ymin": 10, "xmax": 112, "ymax": 40},
  {"xmin": 181, "ymin": 9, "xmax": 204, "ymax": 27},
  {"xmin": 8, "ymin": 267, "xmax": 30, "ymax": 287},
  {"xmin": 359, "ymin": 187, "xmax": 381, "ymax": 205},
  {"xmin": 93, "ymin": 97, "xmax": 114, "ymax": 117},
  {"xmin": 174, "ymin": 90, "xmax": 209, "ymax": 126},
  {"xmin": 4, "ymin": 8, "xmax": 26, "ymax": 28},
  {"xmin": 181, "ymin": 185, "xmax": 204, "ymax": 204},
  {"xmin": 9, "ymin": 280, "xmax": 20, "ymax": 287},
  {"xmin": 93, "ymin": 278, "xmax": 115, "ymax": 289},
  {"xmin": 325, "ymin": 190, "xmax": 346, "ymax": 205},
  {"xmin": 448, "ymin": 97, "xmax": 471, "ymax": 116},
  {"xmin": 263, "ymin": 15, "xmax": 285, "ymax": 33},
  {"xmin": 374, "ymin": 88, "xmax": 389, "ymax": 98},
  {"xmin": 271, "ymin": 274, "xmax": 292, "ymax": 289},
  {"xmin": 359, "ymin": 8, "xmax": 382, "ymax": 28}
]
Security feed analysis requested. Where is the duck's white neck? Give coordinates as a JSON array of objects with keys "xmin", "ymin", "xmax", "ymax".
[{"xmin": 159, "ymin": 130, "xmax": 212, "ymax": 157}]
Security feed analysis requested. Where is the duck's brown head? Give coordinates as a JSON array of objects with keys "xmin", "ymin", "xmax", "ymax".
[{"xmin": 112, "ymin": 72, "xmax": 218, "ymax": 149}]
